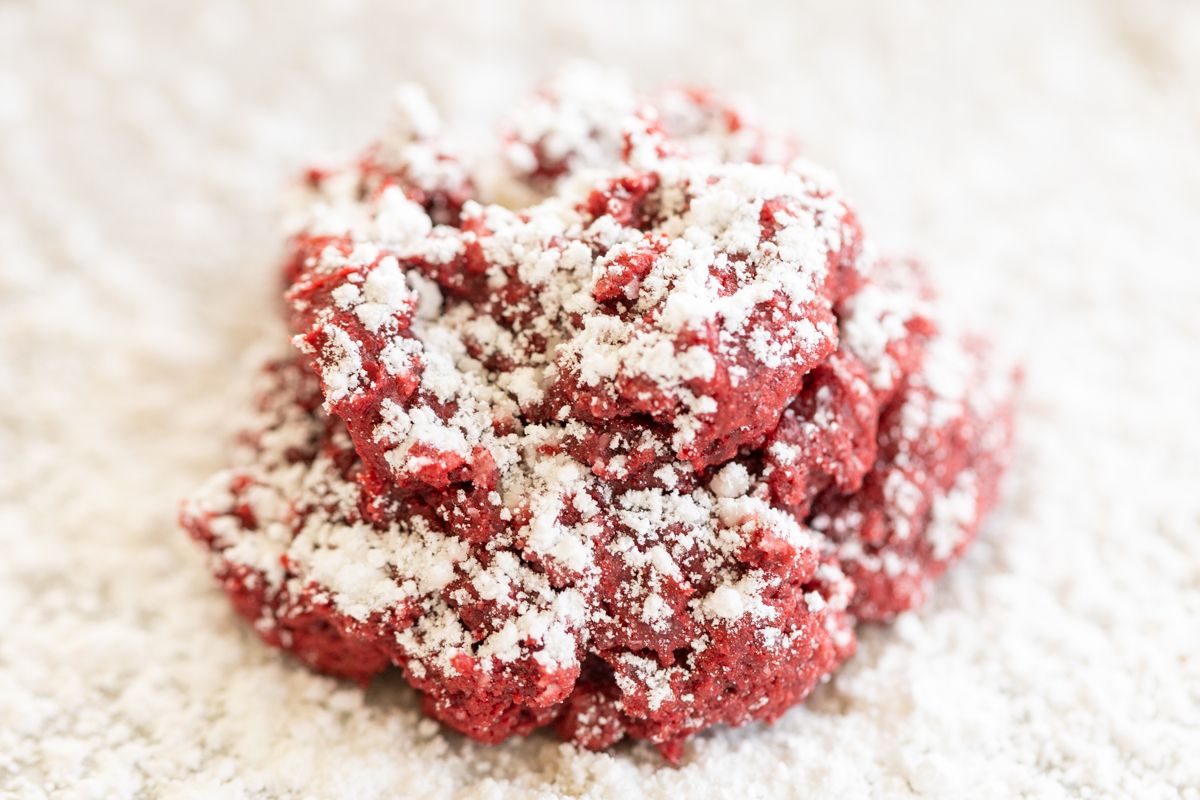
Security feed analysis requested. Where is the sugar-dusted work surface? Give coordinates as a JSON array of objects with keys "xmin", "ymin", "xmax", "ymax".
[{"xmin": 1, "ymin": 2, "xmax": 1197, "ymax": 797}]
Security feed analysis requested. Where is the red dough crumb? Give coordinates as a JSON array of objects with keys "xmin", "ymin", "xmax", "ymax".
[{"xmin": 182, "ymin": 69, "xmax": 1015, "ymax": 761}]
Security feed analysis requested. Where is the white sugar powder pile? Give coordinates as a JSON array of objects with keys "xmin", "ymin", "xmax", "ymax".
[{"xmin": 1, "ymin": 1, "xmax": 1198, "ymax": 798}]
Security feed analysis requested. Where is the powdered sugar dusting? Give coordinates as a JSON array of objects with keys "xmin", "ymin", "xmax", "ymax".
[{"xmin": 3, "ymin": 2, "xmax": 1198, "ymax": 798}]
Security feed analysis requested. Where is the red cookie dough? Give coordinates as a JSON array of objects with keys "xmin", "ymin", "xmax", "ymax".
[{"xmin": 183, "ymin": 71, "xmax": 1015, "ymax": 761}]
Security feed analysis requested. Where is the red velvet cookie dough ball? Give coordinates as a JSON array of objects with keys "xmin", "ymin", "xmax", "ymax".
[{"xmin": 182, "ymin": 71, "xmax": 1016, "ymax": 761}]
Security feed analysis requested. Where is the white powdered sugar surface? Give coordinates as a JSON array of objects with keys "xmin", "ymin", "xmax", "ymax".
[{"xmin": 2, "ymin": 2, "xmax": 1198, "ymax": 798}]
